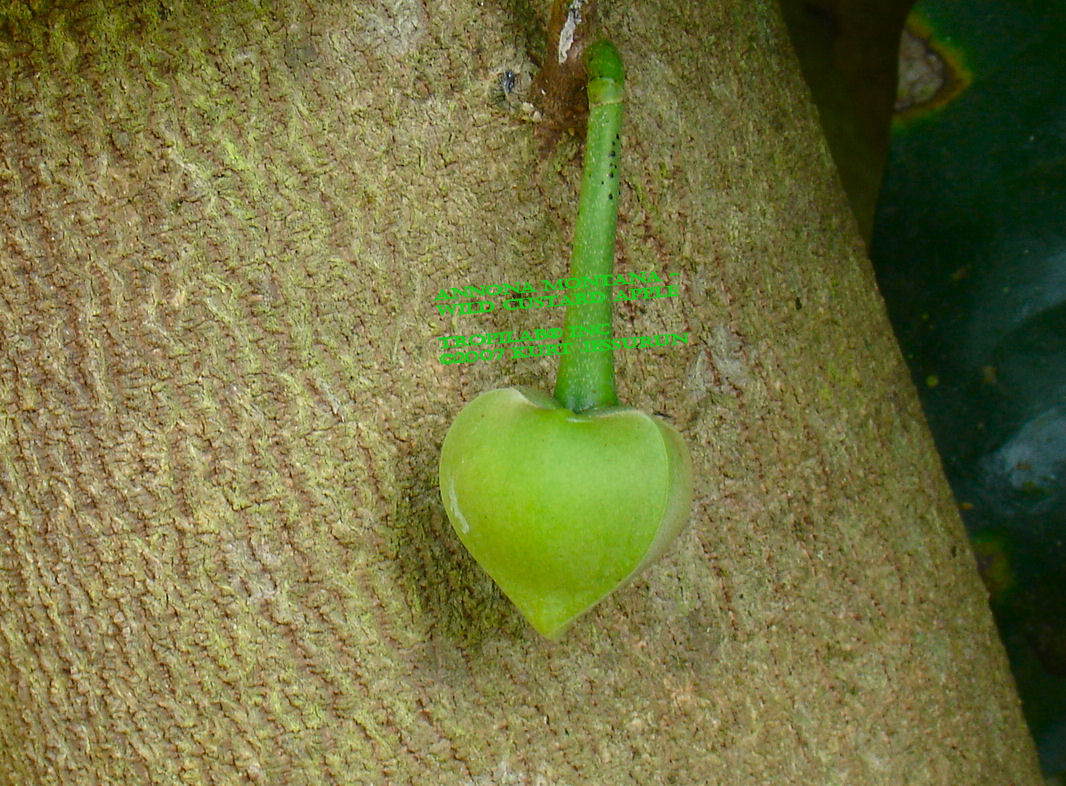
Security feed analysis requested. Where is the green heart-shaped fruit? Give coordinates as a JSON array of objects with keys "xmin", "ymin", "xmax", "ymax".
[{"xmin": 439, "ymin": 386, "xmax": 692, "ymax": 638}]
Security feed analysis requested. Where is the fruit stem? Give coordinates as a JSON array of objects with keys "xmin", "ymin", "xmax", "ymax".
[{"xmin": 553, "ymin": 40, "xmax": 624, "ymax": 413}]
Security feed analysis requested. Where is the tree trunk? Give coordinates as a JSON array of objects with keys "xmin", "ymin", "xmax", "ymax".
[{"xmin": 0, "ymin": 0, "xmax": 1041, "ymax": 782}]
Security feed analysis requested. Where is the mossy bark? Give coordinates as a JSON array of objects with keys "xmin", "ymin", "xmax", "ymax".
[{"xmin": 0, "ymin": 0, "xmax": 1041, "ymax": 782}]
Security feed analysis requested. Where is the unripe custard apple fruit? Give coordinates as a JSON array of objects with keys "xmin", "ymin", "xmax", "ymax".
[{"xmin": 439, "ymin": 386, "xmax": 693, "ymax": 638}]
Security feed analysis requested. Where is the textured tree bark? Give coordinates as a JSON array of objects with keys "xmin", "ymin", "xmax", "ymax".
[{"xmin": 0, "ymin": 0, "xmax": 1042, "ymax": 782}]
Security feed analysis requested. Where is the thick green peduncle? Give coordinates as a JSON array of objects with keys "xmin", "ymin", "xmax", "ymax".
[{"xmin": 553, "ymin": 40, "xmax": 625, "ymax": 413}]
